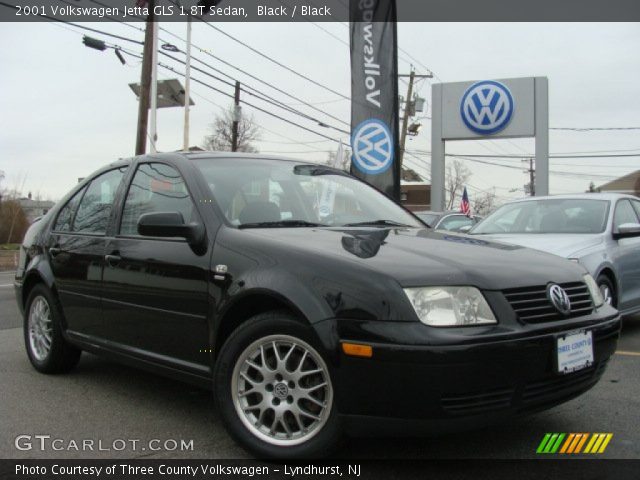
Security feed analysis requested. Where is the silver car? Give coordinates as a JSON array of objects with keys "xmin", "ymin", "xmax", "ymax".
[{"xmin": 469, "ymin": 193, "xmax": 640, "ymax": 316}]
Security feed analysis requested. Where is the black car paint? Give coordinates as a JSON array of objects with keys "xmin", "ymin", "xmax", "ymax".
[{"xmin": 14, "ymin": 152, "xmax": 621, "ymax": 433}]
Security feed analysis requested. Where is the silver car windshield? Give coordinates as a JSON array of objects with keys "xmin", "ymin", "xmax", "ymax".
[
  {"xmin": 194, "ymin": 158, "xmax": 422, "ymax": 229},
  {"xmin": 473, "ymin": 198, "xmax": 609, "ymax": 234}
]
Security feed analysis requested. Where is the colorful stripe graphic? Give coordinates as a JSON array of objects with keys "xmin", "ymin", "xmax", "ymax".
[{"xmin": 537, "ymin": 433, "xmax": 613, "ymax": 454}]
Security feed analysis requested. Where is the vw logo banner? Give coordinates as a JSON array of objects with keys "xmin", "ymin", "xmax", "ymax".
[{"xmin": 349, "ymin": 0, "xmax": 400, "ymax": 200}]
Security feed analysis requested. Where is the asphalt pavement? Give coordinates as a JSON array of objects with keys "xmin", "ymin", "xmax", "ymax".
[{"xmin": 1, "ymin": 270, "xmax": 639, "ymax": 459}]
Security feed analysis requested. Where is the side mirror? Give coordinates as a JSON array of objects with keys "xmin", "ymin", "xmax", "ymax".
[
  {"xmin": 137, "ymin": 212, "xmax": 205, "ymax": 245},
  {"xmin": 613, "ymin": 222, "xmax": 640, "ymax": 239},
  {"xmin": 458, "ymin": 225, "xmax": 473, "ymax": 233}
]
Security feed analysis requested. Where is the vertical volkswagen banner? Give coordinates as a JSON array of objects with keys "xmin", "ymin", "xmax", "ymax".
[{"xmin": 349, "ymin": 0, "xmax": 400, "ymax": 200}]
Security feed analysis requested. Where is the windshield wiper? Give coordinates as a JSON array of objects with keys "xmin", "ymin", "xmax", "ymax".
[
  {"xmin": 342, "ymin": 220, "xmax": 414, "ymax": 228},
  {"xmin": 238, "ymin": 220, "xmax": 325, "ymax": 229}
]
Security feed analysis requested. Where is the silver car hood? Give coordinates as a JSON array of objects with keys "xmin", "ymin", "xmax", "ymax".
[{"xmin": 470, "ymin": 233, "xmax": 603, "ymax": 258}]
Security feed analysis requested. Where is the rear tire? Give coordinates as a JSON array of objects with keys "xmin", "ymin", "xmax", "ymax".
[
  {"xmin": 213, "ymin": 311, "xmax": 341, "ymax": 459},
  {"xmin": 24, "ymin": 284, "xmax": 81, "ymax": 374},
  {"xmin": 596, "ymin": 275, "xmax": 616, "ymax": 308}
]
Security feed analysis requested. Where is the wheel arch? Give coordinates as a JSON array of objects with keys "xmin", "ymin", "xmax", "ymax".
[
  {"xmin": 213, "ymin": 289, "xmax": 318, "ymax": 360},
  {"xmin": 21, "ymin": 258, "xmax": 56, "ymax": 309},
  {"xmin": 595, "ymin": 265, "xmax": 618, "ymax": 293}
]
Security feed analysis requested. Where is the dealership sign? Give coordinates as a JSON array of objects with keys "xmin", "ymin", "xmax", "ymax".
[
  {"xmin": 440, "ymin": 77, "xmax": 537, "ymax": 140},
  {"xmin": 430, "ymin": 76, "xmax": 549, "ymax": 210}
]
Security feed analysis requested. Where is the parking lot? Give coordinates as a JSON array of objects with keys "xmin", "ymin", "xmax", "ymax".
[{"xmin": 1, "ymin": 269, "xmax": 639, "ymax": 460}]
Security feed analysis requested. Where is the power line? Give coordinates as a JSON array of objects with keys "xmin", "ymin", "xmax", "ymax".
[
  {"xmin": 78, "ymin": 0, "xmax": 352, "ymax": 128},
  {"xmin": 154, "ymin": 24, "xmax": 351, "ymax": 126},
  {"xmin": 446, "ymin": 154, "xmax": 619, "ymax": 179},
  {"xmin": 62, "ymin": 0, "xmax": 351, "ymax": 129},
  {"xmin": 551, "ymin": 127, "xmax": 640, "ymax": 131},
  {"xmin": 165, "ymin": 0, "xmax": 350, "ymax": 101},
  {"xmin": 35, "ymin": 16, "xmax": 346, "ymax": 150},
  {"xmin": 409, "ymin": 150, "xmax": 640, "ymax": 160},
  {"xmin": 46, "ymin": 5, "xmax": 354, "ymax": 135},
  {"xmin": 157, "ymin": 49, "xmax": 350, "ymax": 134},
  {"xmin": 143, "ymin": 52, "xmax": 343, "ymax": 144}
]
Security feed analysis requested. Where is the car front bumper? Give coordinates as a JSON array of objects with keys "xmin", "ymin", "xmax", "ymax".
[{"xmin": 314, "ymin": 308, "xmax": 621, "ymax": 436}]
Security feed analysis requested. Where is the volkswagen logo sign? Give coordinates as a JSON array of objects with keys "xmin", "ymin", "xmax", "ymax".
[
  {"xmin": 351, "ymin": 119, "xmax": 394, "ymax": 175},
  {"xmin": 460, "ymin": 80, "xmax": 514, "ymax": 135},
  {"xmin": 548, "ymin": 284, "xmax": 571, "ymax": 316}
]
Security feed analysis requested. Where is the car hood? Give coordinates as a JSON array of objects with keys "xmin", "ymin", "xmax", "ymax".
[
  {"xmin": 242, "ymin": 227, "xmax": 587, "ymax": 290},
  {"xmin": 468, "ymin": 233, "xmax": 603, "ymax": 258}
]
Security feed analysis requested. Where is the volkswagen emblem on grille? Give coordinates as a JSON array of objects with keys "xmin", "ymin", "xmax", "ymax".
[{"xmin": 548, "ymin": 284, "xmax": 571, "ymax": 316}]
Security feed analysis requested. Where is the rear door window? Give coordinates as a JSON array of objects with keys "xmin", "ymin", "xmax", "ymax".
[
  {"xmin": 53, "ymin": 186, "xmax": 87, "ymax": 232},
  {"xmin": 73, "ymin": 168, "xmax": 126, "ymax": 234}
]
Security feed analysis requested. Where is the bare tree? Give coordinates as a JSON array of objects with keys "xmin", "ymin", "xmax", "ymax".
[
  {"xmin": 473, "ymin": 189, "xmax": 499, "ymax": 216},
  {"xmin": 1, "ymin": 173, "xmax": 28, "ymax": 244},
  {"xmin": 202, "ymin": 105, "xmax": 261, "ymax": 153},
  {"xmin": 445, "ymin": 159, "xmax": 471, "ymax": 210}
]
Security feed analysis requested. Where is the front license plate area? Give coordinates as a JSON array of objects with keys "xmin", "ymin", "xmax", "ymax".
[{"xmin": 556, "ymin": 330, "xmax": 594, "ymax": 374}]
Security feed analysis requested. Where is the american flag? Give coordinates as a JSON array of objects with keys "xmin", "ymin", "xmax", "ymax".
[{"xmin": 460, "ymin": 186, "xmax": 471, "ymax": 217}]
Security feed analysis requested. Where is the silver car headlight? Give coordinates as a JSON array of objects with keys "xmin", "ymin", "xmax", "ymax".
[
  {"xmin": 583, "ymin": 274, "xmax": 605, "ymax": 308},
  {"xmin": 404, "ymin": 286, "xmax": 497, "ymax": 326}
]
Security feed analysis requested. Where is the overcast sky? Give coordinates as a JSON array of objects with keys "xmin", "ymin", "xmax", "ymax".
[{"xmin": 1, "ymin": 21, "xmax": 639, "ymax": 204}]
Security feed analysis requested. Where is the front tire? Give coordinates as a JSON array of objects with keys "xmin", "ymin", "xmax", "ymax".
[
  {"xmin": 24, "ymin": 284, "xmax": 81, "ymax": 374},
  {"xmin": 214, "ymin": 312, "xmax": 341, "ymax": 459},
  {"xmin": 596, "ymin": 275, "xmax": 616, "ymax": 308}
]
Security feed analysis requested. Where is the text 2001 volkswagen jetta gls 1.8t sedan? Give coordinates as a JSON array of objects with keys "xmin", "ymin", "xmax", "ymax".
[{"xmin": 15, "ymin": 153, "xmax": 620, "ymax": 458}]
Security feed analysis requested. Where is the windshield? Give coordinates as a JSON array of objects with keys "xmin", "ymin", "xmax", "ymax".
[
  {"xmin": 472, "ymin": 198, "xmax": 609, "ymax": 234},
  {"xmin": 194, "ymin": 158, "xmax": 422, "ymax": 229}
]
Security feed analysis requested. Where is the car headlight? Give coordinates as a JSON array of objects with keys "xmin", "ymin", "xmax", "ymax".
[
  {"xmin": 583, "ymin": 274, "xmax": 604, "ymax": 308},
  {"xmin": 404, "ymin": 286, "xmax": 497, "ymax": 326}
]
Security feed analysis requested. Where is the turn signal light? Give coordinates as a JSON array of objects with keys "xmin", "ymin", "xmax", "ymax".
[{"xmin": 341, "ymin": 342, "xmax": 373, "ymax": 358}]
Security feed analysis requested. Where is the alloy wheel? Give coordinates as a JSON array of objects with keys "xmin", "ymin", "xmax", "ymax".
[
  {"xmin": 231, "ymin": 334, "xmax": 333, "ymax": 446},
  {"xmin": 28, "ymin": 296, "xmax": 53, "ymax": 361}
]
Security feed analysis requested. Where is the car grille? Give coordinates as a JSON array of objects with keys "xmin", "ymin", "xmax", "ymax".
[
  {"xmin": 503, "ymin": 281, "xmax": 594, "ymax": 323},
  {"xmin": 441, "ymin": 361, "xmax": 608, "ymax": 416},
  {"xmin": 521, "ymin": 361, "xmax": 607, "ymax": 407},
  {"xmin": 441, "ymin": 387, "xmax": 515, "ymax": 415}
]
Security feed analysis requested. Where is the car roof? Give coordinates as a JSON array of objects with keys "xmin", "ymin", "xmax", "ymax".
[
  {"xmin": 503, "ymin": 193, "xmax": 637, "ymax": 203},
  {"xmin": 415, "ymin": 210, "xmax": 475, "ymax": 216},
  {"xmin": 180, "ymin": 151, "xmax": 316, "ymax": 164}
]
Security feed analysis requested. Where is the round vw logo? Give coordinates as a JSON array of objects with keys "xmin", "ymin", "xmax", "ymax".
[
  {"xmin": 273, "ymin": 382, "xmax": 289, "ymax": 399},
  {"xmin": 548, "ymin": 284, "xmax": 571, "ymax": 316},
  {"xmin": 351, "ymin": 119, "xmax": 394, "ymax": 175},
  {"xmin": 460, "ymin": 80, "xmax": 514, "ymax": 135}
]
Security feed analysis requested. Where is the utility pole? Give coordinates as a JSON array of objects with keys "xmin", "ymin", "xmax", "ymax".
[
  {"xmin": 149, "ymin": 19, "xmax": 159, "ymax": 153},
  {"xmin": 231, "ymin": 81, "xmax": 240, "ymax": 152},
  {"xmin": 398, "ymin": 70, "xmax": 432, "ymax": 170},
  {"xmin": 135, "ymin": 0, "xmax": 155, "ymax": 156},
  {"xmin": 183, "ymin": 15, "xmax": 192, "ymax": 151},
  {"xmin": 524, "ymin": 158, "xmax": 536, "ymax": 196}
]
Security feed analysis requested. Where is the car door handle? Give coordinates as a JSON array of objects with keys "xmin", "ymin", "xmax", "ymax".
[
  {"xmin": 104, "ymin": 254, "xmax": 121, "ymax": 267},
  {"xmin": 49, "ymin": 247, "xmax": 61, "ymax": 257}
]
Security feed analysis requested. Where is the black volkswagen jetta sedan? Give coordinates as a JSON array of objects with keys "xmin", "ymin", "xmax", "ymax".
[{"xmin": 15, "ymin": 152, "xmax": 620, "ymax": 458}]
